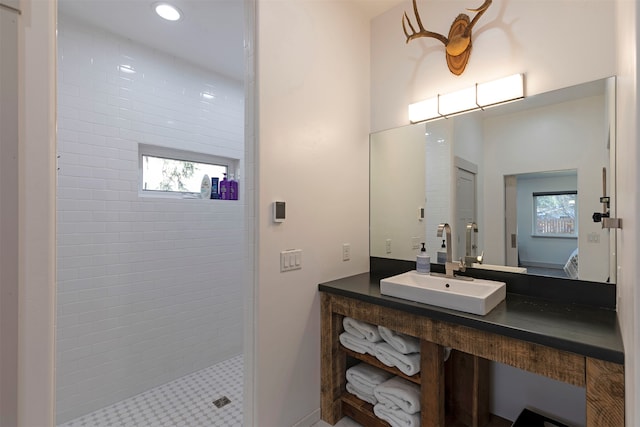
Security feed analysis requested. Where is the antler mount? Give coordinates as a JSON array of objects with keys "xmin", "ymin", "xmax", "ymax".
[{"xmin": 403, "ymin": 0, "xmax": 492, "ymax": 75}]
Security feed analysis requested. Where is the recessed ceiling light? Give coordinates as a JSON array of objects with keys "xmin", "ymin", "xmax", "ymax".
[{"xmin": 154, "ymin": 3, "xmax": 182, "ymax": 21}]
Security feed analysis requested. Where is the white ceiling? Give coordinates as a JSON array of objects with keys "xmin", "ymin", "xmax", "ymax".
[
  {"xmin": 58, "ymin": 0, "xmax": 247, "ymax": 80},
  {"xmin": 58, "ymin": 0, "xmax": 402, "ymax": 82}
]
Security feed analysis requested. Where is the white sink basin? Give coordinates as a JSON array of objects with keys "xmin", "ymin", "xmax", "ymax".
[
  {"xmin": 380, "ymin": 271, "xmax": 506, "ymax": 315},
  {"xmin": 471, "ymin": 263, "xmax": 528, "ymax": 274}
]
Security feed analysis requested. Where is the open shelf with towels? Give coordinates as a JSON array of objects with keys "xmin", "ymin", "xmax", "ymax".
[
  {"xmin": 322, "ymin": 293, "xmax": 537, "ymax": 427},
  {"xmin": 330, "ymin": 318, "xmax": 508, "ymax": 425},
  {"xmin": 341, "ymin": 346, "xmax": 421, "ymax": 384}
]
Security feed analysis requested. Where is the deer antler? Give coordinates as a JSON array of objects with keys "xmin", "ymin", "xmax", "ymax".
[
  {"xmin": 464, "ymin": 0, "xmax": 492, "ymax": 37},
  {"xmin": 402, "ymin": 0, "xmax": 493, "ymax": 74},
  {"xmin": 402, "ymin": 0, "xmax": 448, "ymax": 45}
]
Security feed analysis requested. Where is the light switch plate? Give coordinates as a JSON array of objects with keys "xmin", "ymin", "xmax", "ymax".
[
  {"xmin": 281, "ymin": 249, "xmax": 302, "ymax": 272},
  {"xmin": 342, "ymin": 243, "xmax": 351, "ymax": 261}
]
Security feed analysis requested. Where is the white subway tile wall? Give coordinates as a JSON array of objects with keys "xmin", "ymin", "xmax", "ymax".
[{"xmin": 56, "ymin": 15, "xmax": 245, "ymax": 424}]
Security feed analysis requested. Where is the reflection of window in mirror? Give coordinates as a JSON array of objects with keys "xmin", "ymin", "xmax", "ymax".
[{"xmin": 533, "ymin": 191, "xmax": 578, "ymax": 237}]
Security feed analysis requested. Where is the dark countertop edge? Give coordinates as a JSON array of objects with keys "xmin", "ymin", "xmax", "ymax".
[{"xmin": 318, "ymin": 273, "xmax": 624, "ymax": 365}]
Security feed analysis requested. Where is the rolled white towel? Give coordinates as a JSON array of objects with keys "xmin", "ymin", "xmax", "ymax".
[
  {"xmin": 379, "ymin": 326, "xmax": 420, "ymax": 354},
  {"xmin": 339, "ymin": 332, "xmax": 377, "ymax": 356},
  {"xmin": 373, "ymin": 403, "xmax": 421, "ymax": 427},
  {"xmin": 343, "ymin": 317, "xmax": 382, "ymax": 342},
  {"xmin": 346, "ymin": 381, "xmax": 377, "ymax": 405},
  {"xmin": 374, "ymin": 376, "xmax": 421, "ymax": 414},
  {"xmin": 374, "ymin": 342, "xmax": 421, "ymax": 376},
  {"xmin": 346, "ymin": 363, "xmax": 393, "ymax": 396}
]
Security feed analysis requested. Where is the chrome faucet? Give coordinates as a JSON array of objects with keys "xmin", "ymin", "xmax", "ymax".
[
  {"xmin": 465, "ymin": 222, "xmax": 479, "ymax": 266},
  {"xmin": 436, "ymin": 223, "xmax": 466, "ymax": 277}
]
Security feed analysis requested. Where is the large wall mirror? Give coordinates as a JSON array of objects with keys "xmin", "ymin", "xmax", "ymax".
[{"xmin": 370, "ymin": 77, "xmax": 616, "ymax": 284}]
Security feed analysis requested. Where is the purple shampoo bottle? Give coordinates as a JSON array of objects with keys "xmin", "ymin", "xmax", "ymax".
[
  {"xmin": 229, "ymin": 174, "xmax": 238, "ymax": 200},
  {"xmin": 220, "ymin": 173, "xmax": 229, "ymax": 200}
]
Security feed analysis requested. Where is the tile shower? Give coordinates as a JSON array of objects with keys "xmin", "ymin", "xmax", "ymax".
[{"xmin": 56, "ymin": 15, "xmax": 245, "ymax": 424}]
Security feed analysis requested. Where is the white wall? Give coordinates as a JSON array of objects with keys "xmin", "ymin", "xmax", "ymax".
[
  {"xmin": 18, "ymin": 0, "xmax": 57, "ymax": 425},
  {"xmin": 255, "ymin": 1, "xmax": 370, "ymax": 425},
  {"xmin": 55, "ymin": 16, "xmax": 245, "ymax": 423},
  {"xmin": 0, "ymin": 5, "xmax": 20, "ymax": 426},
  {"xmin": 614, "ymin": 1, "xmax": 639, "ymax": 425},
  {"xmin": 242, "ymin": 0, "xmax": 257, "ymax": 424}
]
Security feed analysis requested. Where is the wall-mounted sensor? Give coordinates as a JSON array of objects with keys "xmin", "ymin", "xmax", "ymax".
[{"xmin": 273, "ymin": 201, "xmax": 286, "ymax": 223}]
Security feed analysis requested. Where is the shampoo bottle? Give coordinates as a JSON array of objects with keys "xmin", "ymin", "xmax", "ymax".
[
  {"xmin": 229, "ymin": 174, "xmax": 238, "ymax": 200},
  {"xmin": 220, "ymin": 173, "xmax": 229, "ymax": 200},
  {"xmin": 437, "ymin": 239, "xmax": 447, "ymax": 264},
  {"xmin": 210, "ymin": 177, "xmax": 219, "ymax": 199},
  {"xmin": 416, "ymin": 243, "xmax": 430, "ymax": 274}
]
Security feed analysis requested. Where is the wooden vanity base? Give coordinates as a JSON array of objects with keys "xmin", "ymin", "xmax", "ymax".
[{"xmin": 320, "ymin": 292, "xmax": 625, "ymax": 427}]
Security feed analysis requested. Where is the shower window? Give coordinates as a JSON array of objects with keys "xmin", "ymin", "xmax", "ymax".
[
  {"xmin": 139, "ymin": 144, "xmax": 237, "ymax": 197},
  {"xmin": 532, "ymin": 191, "xmax": 577, "ymax": 237}
]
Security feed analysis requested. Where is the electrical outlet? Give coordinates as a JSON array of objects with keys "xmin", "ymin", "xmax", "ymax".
[
  {"xmin": 385, "ymin": 239, "xmax": 392, "ymax": 254},
  {"xmin": 412, "ymin": 237, "xmax": 420, "ymax": 250},
  {"xmin": 342, "ymin": 243, "xmax": 351, "ymax": 261}
]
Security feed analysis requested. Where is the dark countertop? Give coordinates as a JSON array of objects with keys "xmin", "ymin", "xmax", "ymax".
[{"xmin": 319, "ymin": 272, "xmax": 624, "ymax": 364}]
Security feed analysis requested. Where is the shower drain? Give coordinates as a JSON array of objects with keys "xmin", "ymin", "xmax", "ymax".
[{"xmin": 212, "ymin": 396, "xmax": 231, "ymax": 408}]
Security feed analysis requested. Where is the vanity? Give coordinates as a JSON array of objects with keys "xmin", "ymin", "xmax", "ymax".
[{"xmin": 319, "ymin": 262, "xmax": 624, "ymax": 426}]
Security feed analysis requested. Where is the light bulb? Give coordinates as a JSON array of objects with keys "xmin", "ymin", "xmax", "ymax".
[{"xmin": 155, "ymin": 3, "xmax": 182, "ymax": 21}]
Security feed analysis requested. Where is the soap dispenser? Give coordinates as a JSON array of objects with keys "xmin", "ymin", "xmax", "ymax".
[
  {"xmin": 416, "ymin": 243, "xmax": 430, "ymax": 274},
  {"xmin": 437, "ymin": 239, "xmax": 447, "ymax": 264}
]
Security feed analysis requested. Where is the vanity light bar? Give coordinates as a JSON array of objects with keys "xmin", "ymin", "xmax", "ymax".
[
  {"xmin": 408, "ymin": 74, "xmax": 525, "ymax": 123},
  {"xmin": 408, "ymin": 97, "xmax": 439, "ymax": 123},
  {"xmin": 439, "ymin": 86, "xmax": 478, "ymax": 116},
  {"xmin": 476, "ymin": 74, "xmax": 525, "ymax": 107}
]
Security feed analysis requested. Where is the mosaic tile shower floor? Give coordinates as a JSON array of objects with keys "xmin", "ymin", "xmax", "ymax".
[{"xmin": 58, "ymin": 354, "xmax": 243, "ymax": 427}]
